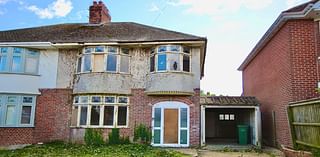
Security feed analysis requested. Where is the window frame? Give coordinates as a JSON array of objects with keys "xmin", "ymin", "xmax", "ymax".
[
  {"xmin": 150, "ymin": 45, "xmax": 192, "ymax": 73},
  {"xmin": 0, "ymin": 94, "xmax": 36, "ymax": 127},
  {"xmin": 77, "ymin": 46, "xmax": 131, "ymax": 74},
  {"xmin": 71, "ymin": 95, "xmax": 129, "ymax": 128},
  {"xmin": 0, "ymin": 47, "xmax": 40, "ymax": 75}
]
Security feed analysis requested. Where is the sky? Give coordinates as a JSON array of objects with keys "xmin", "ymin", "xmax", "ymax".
[{"xmin": 0, "ymin": 0, "xmax": 311, "ymax": 95}]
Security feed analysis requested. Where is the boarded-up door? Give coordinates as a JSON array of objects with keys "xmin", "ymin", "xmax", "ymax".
[{"xmin": 164, "ymin": 109, "xmax": 178, "ymax": 144}]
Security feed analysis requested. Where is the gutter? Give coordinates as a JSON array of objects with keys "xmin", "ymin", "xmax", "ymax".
[
  {"xmin": 0, "ymin": 42, "xmax": 52, "ymax": 47},
  {"xmin": 238, "ymin": 2, "xmax": 318, "ymax": 71}
]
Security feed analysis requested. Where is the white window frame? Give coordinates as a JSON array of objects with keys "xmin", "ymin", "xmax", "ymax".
[
  {"xmin": 0, "ymin": 47, "xmax": 40, "ymax": 75},
  {"xmin": 77, "ymin": 46, "xmax": 131, "ymax": 74},
  {"xmin": 150, "ymin": 45, "xmax": 192, "ymax": 73},
  {"xmin": 0, "ymin": 94, "xmax": 36, "ymax": 127},
  {"xmin": 71, "ymin": 95, "xmax": 129, "ymax": 128}
]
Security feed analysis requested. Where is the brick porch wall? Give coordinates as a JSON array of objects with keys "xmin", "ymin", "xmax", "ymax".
[
  {"xmin": 0, "ymin": 89, "xmax": 72, "ymax": 146},
  {"xmin": 70, "ymin": 88, "xmax": 201, "ymax": 146},
  {"xmin": 243, "ymin": 19, "xmax": 319, "ymax": 148}
]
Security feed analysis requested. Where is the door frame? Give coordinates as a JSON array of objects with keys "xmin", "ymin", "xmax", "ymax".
[{"xmin": 151, "ymin": 101, "xmax": 190, "ymax": 147}]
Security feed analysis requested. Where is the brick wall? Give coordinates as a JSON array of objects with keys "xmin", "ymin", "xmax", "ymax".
[
  {"xmin": 70, "ymin": 88, "xmax": 201, "ymax": 146},
  {"xmin": 243, "ymin": 19, "xmax": 319, "ymax": 148},
  {"xmin": 0, "ymin": 89, "xmax": 72, "ymax": 146}
]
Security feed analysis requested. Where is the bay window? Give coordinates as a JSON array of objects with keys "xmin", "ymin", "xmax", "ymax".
[
  {"xmin": 0, "ymin": 95, "xmax": 36, "ymax": 127},
  {"xmin": 0, "ymin": 47, "xmax": 40, "ymax": 74},
  {"xmin": 150, "ymin": 45, "xmax": 191, "ymax": 73},
  {"xmin": 77, "ymin": 46, "xmax": 130, "ymax": 74},
  {"xmin": 72, "ymin": 95, "xmax": 129, "ymax": 128}
]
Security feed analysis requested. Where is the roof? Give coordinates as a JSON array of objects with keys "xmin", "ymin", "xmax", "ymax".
[
  {"xmin": 0, "ymin": 22, "xmax": 206, "ymax": 43},
  {"xmin": 200, "ymin": 96, "xmax": 259, "ymax": 106},
  {"xmin": 238, "ymin": 0, "xmax": 319, "ymax": 71}
]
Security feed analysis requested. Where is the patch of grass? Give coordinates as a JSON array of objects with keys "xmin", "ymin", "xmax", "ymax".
[{"xmin": 0, "ymin": 141, "xmax": 188, "ymax": 157}]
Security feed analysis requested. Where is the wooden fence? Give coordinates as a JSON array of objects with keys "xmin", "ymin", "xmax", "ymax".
[{"xmin": 288, "ymin": 98, "xmax": 320, "ymax": 149}]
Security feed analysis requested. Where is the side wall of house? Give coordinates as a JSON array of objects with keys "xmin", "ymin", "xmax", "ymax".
[{"xmin": 243, "ymin": 19, "xmax": 320, "ymax": 147}]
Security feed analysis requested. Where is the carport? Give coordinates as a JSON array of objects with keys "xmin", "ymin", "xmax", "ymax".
[{"xmin": 200, "ymin": 96, "xmax": 262, "ymax": 147}]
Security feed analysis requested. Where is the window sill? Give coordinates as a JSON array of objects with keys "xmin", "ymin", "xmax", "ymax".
[
  {"xmin": 149, "ymin": 71, "xmax": 194, "ymax": 76},
  {"xmin": 75, "ymin": 72, "xmax": 131, "ymax": 76},
  {"xmin": 0, "ymin": 72, "xmax": 40, "ymax": 76},
  {"xmin": 0, "ymin": 125, "xmax": 35, "ymax": 128},
  {"xmin": 70, "ymin": 126, "xmax": 129, "ymax": 129}
]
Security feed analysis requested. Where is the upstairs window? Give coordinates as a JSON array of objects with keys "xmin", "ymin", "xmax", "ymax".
[
  {"xmin": 77, "ymin": 46, "xmax": 130, "ymax": 74},
  {"xmin": 0, "ymin": 47, "xmax": 40, "ymax": 74},
  {"xmin": 150, "ymin": 45, "xmax": 191, "ymax": 73}
]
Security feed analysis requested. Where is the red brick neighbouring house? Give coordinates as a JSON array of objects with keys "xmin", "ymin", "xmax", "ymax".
[
  {"xmin": 239, "ymin": 0, "xmax": 320, "ymax": 148},
  {"xmin": 0, "ymin": 1, "xmax": 207, "ymax": 147}
]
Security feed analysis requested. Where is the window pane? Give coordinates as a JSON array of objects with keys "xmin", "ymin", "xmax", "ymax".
[
  {"xmin": 83, "ymin": 55, "xmax": 91, "ymax": 72},
  {"xmin": 90, "ymin": 106, "xmax": 100, "ymax": 125},
  {"xmin": 170, "ymin": 45, "xmax": 180, "ymax": 52},
  {"xmin": 95, "ymin": 46, "xmax": 105, "ymax": 52},
  {"xmin": 13, "ymin": 48, "xmax": 22, "ymax": 54},
  {"xmin": 118, "ymin": 97, "xmax": 128, "ymax": 104},
  {"xmin": 74, "ymin": 96, "xmax": 79, "ymax": 103},
  {"xmin": 158, "ymin": 46, "xmax": 167, "ymax": 52},
  {"xmin": 120, "ymin": 55, "xmax": 129, "ymax": 73},
  {"xmin": 230, "ymin": 114, "xmax": 235, "ymax": 120},
  {"xmin": 180, "ymin": 108, "xmax": 187, "ymax": 128},
  {"xmin": 0, "ymin": 56, "xmax": 7, "ymax": 71},
  {"xmin": 7, "ymin": 96, "xmax": 17, "ymax": 103},
  {"xmin": 71, "ymin": 106, "xmax": 79, "ymax": 126},
  {"xmin": 25, "ymin": 57, "xmax": 38, "ymax": 74},
  {"xmin": 150, "ymin": 55, "xmax": 155, "ymax": 72},
  {"xmin": 91, "ymin": 96, "xmax": 101, "ymax": 103},
  {"xmin": 80, "ymin": 106, "xmax": 88, "ymax": 125},
  {"xmin": 23, "ymin": 97, "xmax": 33, "ymax": 103},
  {"xmin": 117, "ymin": 106, "xmax": 127, "ymax": 126},
  {"xmin": 168, "ymin": 53, "xmax": 180, "ymax": 71},
  {"xmin": 77, "ymin": 57, "xmax": 82, "ymax": 73},
  {"xmin": 105, "ymin": 97, "xmax": 115, "ymax": 103},
  {"xmin": 21, "ymin": 106, "xmax": 32, "ymax": 124},
  {"xmin": 104, "ymin": 106, "xmax": 114, "ymax": 126},
  {"xmin": 1, "ymin": 47, "xmax": 8, "ymax": 54},
  {"xmin": 150, "ymin": 48, "xmax": 155, "ymax": 54},
  {"xmin": 80, "ymin": 96, "xmax": 89, "ymax": 103},
  {"xmin": 93, "ymin": 54, "xmax": 104, "ymax": 72},
  {"xmin": 108, "ymin": 47, "xmax": 118, "ymax": 53},
  {"xmin": 154, "ymin": 108, "xmax": 161, "ymax": 127},
  {"xmin": 224, "ymin": 114, "xmax": 229, "ymax": 120},
  {"xmin": 183, "ymin": 55, "xmax": 190, "ymax": 72},
  {"xmin": 12, "ymin": 56, "xmax": 22, "ymax": 72},
  {"xmin": 85, "ymin": 47, "xmax": 94, "ymax": 54},
  {"xmin": 154, "ymin": 129, "xmax": 161, "ymax": 144},
  {"xmin": 121, "ymin": 48, "xmax": 129, "ymax": 55},
  {"xmin": 106, "ymin": 54, "xmax": 117, "ymax": 72},
  {"xmin": 6, "ymin": 105, "xmax": 15, "ymax": 125},
  {"xmin": 183, "ymin": 47, "xmax": 190, "ymax": 54},
  {"xmin": 180, "ymin": 130, "xmax": 188, "ymax": 144},
  {"xmin": 157, "ymin": 54, "xmax": 166, "ymax": 71},
  {"xmin": 219, "ymin": 114, "xmax": 224, "ymax": 120}
]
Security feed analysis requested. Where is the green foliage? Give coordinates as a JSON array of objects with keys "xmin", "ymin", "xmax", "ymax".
[
  {"xmin": 84, "ymin": 128, "xmax": 104, "ymax": 146},
  {"xmin": 133, "ymin": 124, "xmax": 152, "ymax": 144},
  {"xmin": 107, "ymin": 128, "xmax": 130, "ymax": 145},
  {"xmin": 0, "ymin": 142, "xmax": 188, "ymax": 157}
]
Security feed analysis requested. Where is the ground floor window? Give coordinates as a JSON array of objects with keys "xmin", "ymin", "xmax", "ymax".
[
  {"xmin": 71, "ymin": 95, "xmax": 129, "ymax": 128},
  {"xmin": 0, "ymin": 94, "xmax": 36, "ymax": 127}
]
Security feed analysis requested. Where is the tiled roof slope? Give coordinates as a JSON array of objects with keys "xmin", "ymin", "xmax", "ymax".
[
  {"xmin": 200, "ymin": 96, "xmax": 259, "ymax": 106},
  {"xmin": 0, "ymin": 22, "xmax": 206, "ymax": 43},
  {"xmin": 283, "ymin": 0, "xmax": 318, "ymax": 13}
]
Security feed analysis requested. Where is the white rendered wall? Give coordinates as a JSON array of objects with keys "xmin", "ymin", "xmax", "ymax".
[{"xmin": 0, "ymin": 50, "xmax": 58, "ymax": 94}]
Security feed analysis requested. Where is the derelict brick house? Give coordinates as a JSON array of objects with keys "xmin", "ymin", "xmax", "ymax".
[
  {"xmin": 0, "ymin": 1, "xmax": 207, "ymax": 147},
  {"xmin": 239, "ymin": 0, "xmax": 320, "ymax": 147}
]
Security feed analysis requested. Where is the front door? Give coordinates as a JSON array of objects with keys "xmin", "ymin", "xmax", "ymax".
[
  {"xmin": 152, "ymin": 101, "xmax": 189, "ymax": 147},
  {"xmin": 164, "ymin": 109, "xmax": 179, "ymax": 144}
]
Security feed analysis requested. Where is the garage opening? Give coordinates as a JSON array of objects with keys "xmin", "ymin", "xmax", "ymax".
[
  {"xmin": 205, "ymin": 108, "xmax": 254, "ymax": 145},
  {"xmin": 200, "ymin": 96, "xmax": 261, "ymax": 147}
]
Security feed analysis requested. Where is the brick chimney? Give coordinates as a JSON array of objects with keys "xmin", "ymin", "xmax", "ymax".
[{"xmin": 89, "ymin": 1, "xmax": 111, "ymax": 24}]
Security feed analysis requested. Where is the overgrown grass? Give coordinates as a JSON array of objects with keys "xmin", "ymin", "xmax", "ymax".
[{"xmin": 0, "ymin": 141, "xmax": 188, "ymax": 157}]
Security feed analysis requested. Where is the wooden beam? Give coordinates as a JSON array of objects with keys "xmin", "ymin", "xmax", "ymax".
[{"xmin": 292, "ymin": 122, "xmax": 320, "ymax": 127}]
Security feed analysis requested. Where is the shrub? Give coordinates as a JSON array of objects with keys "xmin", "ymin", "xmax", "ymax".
[
  {"xmin": 133, "ymin": 124, "xmax": 152, "ymax": 144},
  {"xmin": 108, "ymin": 128, "xmax": 121, "ymax": 144},
  {"xmin": 84, "ymin": 128, "xmax": 104, "ymax": 146}
]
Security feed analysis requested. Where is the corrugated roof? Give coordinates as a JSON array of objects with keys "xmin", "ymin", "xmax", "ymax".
[
  {"xmin": 200, "ymin": 96, "xmax": 259, "ymax": 106},
  {"xmin": 0, "ymin": 22, "xmax": 206, "ymax": 43}
]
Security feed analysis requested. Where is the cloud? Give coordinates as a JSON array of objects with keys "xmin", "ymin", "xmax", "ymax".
[
  {"xmin": 149, "ymin": 3, "xmax": 160, "ymax": 12},
  {"xmin": 0, "ymin": 10, "xmax": 4, "ymax": 15},
  {"xmin": 286, "ymin": 0, "xmax": 310, "ymax": 9},
  {"xmin": 26, "ymin": 0, "xmax": 73, "ymax": 19},
  {"xmin": 0, "ymin": 0, "xmax": 9, "ymax": 4},
  {"xmin": 169, "ymin": 0, "xmax": 272, "ymax": 15}
]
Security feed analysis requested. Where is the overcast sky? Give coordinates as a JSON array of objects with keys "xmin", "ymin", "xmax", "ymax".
[{"xmin": 0, "ymin": 0, "xmax": 311, "ymax": 95}]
